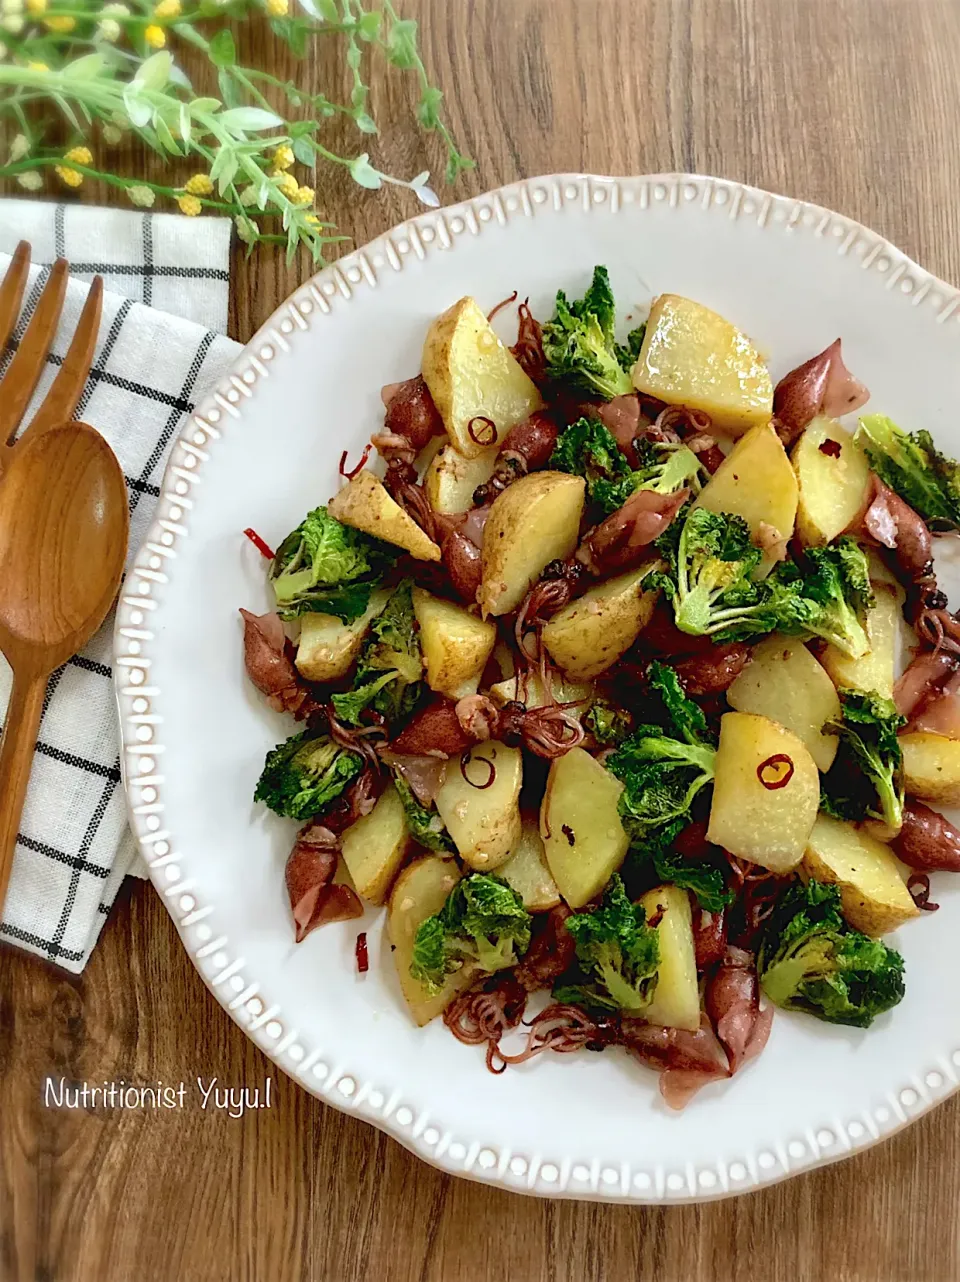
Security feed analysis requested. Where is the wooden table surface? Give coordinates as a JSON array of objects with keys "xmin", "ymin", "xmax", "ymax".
[{"xmin": 4, "ymin": 2, "xmax": 960, "ymax": 1279}]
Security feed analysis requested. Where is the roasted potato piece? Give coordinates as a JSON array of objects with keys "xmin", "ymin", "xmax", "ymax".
[
  {"xmin": 801, "ymin": 813, "xmax": 919, "ymax": 936},
  {"xmin": 388, "ymin": 856, "xmax": 472, "ymax": 1025},
  {"xmin": 792, "ymin": 417, "xmax": 872, "ymax": 547},
  {"xmin": 489, "ymin": 671, "xmax": 594, "ymax": 710},
  {"xmin": 901, "ymin": 732, "xmax": 960, "ymax": 807},
  {"xmin": 434, "ymin": 741, "xmax": 522, "ymax": 870},
  {"xmin": 640, "ymin": 884, "xmax": 700, "ymax": 1032},
  {"xmin": 540, "ymin": 747, "xmax": 629, "ymax": 908},
  {"xmin": 633, "ymin": 294, "xmax": 773, "ymax": 436},
  {"xmin": 478, "ymin": 471, "xmax": 585, "ymax": 616},
  {"xmin": 821, "ymin": 584, "xmax": 903, "ymax": 700},
  {"xmin": 328, "ymin": 470, "xmax": 441, "ymax": 561},
  {"xmin": 424, "ymin": 440, "xmax": 499, "ymax": 514},
  {"xmin": 695, "ymin": 422, "xmax": 798, "ymax": 569},
  {"xmin": 421, "ymin": 296, "xmax": 544, "ymax": 459},
  {"xmin": 340, "ymin": 781, "xmax": 411, "ymax": 905},
  {"xmin": 412, "ymin": 587, "xmax": 496, "ymax": 700},
  {"xmin": 707, "ymin": 712, "xmax": 820, "ymax": 873},
  {"xmin": 541, "ymin": 562, "xmax": 659, "ymax": 680},
  {"xmin": 295, "ymin": 589, "xmax": 390, "ymax": 682},
  {"xmin": 726, "ymin": 636, "xmax": 841, "ymax": 771},
  {"xmin": 499, "ymin": 818, "xmax": 562, "ymax": 912}
]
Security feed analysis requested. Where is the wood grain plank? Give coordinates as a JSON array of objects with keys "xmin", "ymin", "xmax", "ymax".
[{"xmin": 3, "ymin": 2, "xmax": 960, "ymax": 1280}]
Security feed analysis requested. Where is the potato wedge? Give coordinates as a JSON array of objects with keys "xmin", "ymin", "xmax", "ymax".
[
  {"xmin": 707, "ymin": 712, "xmax": 820, "ymax": 873},
  {"xmin": 412, "ymin": 587, "xmax": 497, "ymax": 700},
  {"xmin": 424, "ymin": 440, "xmax": 499, "ymax": 514},
  {"xmin": 478, "ymin": 471, "xmax": 585, "ymax": 616},
  {"xmin": 489, "ymin": 671, "xmax": 594, "ymax": 710},
  {"xmin": 792, "ymin": 417, "xmax": 871, "ymax": 547},
  {"xmin": 340, "ymin": 781, "xmax": 411, "ymax": 905},
  {"xmin": 821, "ymin": 584, "xmax": 902, "ymax": 700},
  {"xmin": 421, "ymin": 296, "xmax": 544, "ymax": 459},
  {"xmin": 726, "ymin": 636, "xmax": 841, "ymax": 771},
  {"xmin": 695, "ymin": 422, "xmax": 798, "ymax": 568},
  {"xmin": 435, "ymin": 741, "xmax": 522, "ymax": 870},
  {"xmin": 801, "ymin": 813, "xmax": 919, "ymax": 936},
  {"xmin": 499, "ymin": 818, "xmax": 561, "ymax": 912},
  {"xmin": 901, "ymin": 732, "xmax": 960, "ymax": 806},
  {"xmin": 295, "ymin": 588, "xmax": 390, "ymax": 682},
  {"xmin": 388, "ymin": 856, "xmax": 472, "ymax": 1025},
  {"xmin": 328, "ymin": 470, "xmax": 441, "ymax": 561},
  {"xmin": 633, "ymin": 293, "xmax": 773, "ymax": 436},
  {"xmin": 640, "ymin": 884, "xmax": 700, "ymax": 1032},
  {"xmin": 541, "ymin": 562, "xmax": 659, "ymax": 680},
  {"xmin": 540, "ymin": 747, "xmax": 629, "ymax": 908}
]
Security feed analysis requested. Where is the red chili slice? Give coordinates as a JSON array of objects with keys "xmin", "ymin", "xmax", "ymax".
[
  {"xmin": 355, "ymin": 931, "xmax": 369, "ymax": 972},
  {"xmin": 243, "ymin": 528, "xmax": 275, "ymax": 560},
  {"xmin": 757, "ymin": 754, "xmax": 795, "ymax": 790}
]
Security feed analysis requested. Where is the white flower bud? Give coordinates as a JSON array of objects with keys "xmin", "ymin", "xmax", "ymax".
[
  {"xmin": 1, "ymin": 13, "xmax": 24, "ymax": 31},
  {"xmin": 126, "ymin": 184, "xmax": 155, "ymax": 208},
  {"xmin": 97, "ymin": 16, "xmax": 120, "ymax": 41},
  {"xmin": 16, "ymin": 171, "xmax": 42, "ymax": 191},
  {"xmin": 9, "ymin": 133, "xmax": 29, "ymax": 162}
]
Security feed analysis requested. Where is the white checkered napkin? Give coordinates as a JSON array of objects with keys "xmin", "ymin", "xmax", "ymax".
[{"xmin": 0, "ymin": 200, "xmax": 241, "ymax": 972}]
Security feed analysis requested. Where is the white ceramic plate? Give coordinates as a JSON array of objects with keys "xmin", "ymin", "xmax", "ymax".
[{"xmin": 116, "ymin": 174, "xmax": 960, "ymax": 1204}]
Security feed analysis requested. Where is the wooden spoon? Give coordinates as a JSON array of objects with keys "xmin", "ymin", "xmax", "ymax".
[{"xmin": 0, "ymin": 423, "xmax": 128, "ymax": 911}]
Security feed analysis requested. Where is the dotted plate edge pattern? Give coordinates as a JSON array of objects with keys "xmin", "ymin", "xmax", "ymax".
[{"xmin": 114, "ymin": 173, "xmax": 960, "ymax": 1205}]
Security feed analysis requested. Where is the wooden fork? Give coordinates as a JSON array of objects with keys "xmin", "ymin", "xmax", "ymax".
[{"xmin": 0, "ymin": 240, "xmax": 104, "ymax": 476}]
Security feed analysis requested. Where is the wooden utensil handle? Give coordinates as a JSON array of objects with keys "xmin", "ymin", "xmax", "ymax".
[{"xmin": 0, "ymin": 671, "xmax": 47, "ymax": 911}]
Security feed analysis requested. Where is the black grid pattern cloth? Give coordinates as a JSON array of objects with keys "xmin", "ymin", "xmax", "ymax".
[{"xmin": 0, "ymin": 199, "xmax": 240, "ymax": 971}]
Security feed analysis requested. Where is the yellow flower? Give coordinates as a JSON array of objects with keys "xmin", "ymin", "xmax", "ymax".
[
  {"xmin": 266, "ymin": 0, "xmax": 287, "ymax": 14},
  {"xmin": 270, "ymin": 143, "xmax": 294, "ymax": 173},
  {"xmin": 144, "ymin": 23, "xmax": 164, "ymax": 47},
  {"xmin": 184, "ymin": 173, "xmax": 213, "ymax": 197},
  {"xmin": 27, "ymin": 60, "xmax": 48, "ymax": 70},
  {"xmin": 43, "ymin": 13, "xmax": 75, "ymax": 31},
  {"xmin": 153, "ymin": 0, "xmax": 179, "ymax": 14},
  {"xmin": 273, "ymin": 172, "xmax": 299, "ymax": 201},
  {"xmin": 304, "ymin": 214, "xmax": 323, "ymax": 229},
  {"xmin": 235, "ymin": 215, "xmax": 256, "ymax": 244},
  {"xmin": 54, "ymin": 146, "xmax": 91, "ymax": 189},
  {"xmin": 25, "ymin": 0, "xmax": 46, "ymax": 13},
  {"xmin": 177, "ymin": 193, "xmax": 202, "ymax": 216},
  {"xmin": 16, "ymin": 170, "xmax": 42, "ymax": 191},
  {"xmin": 294, "ymin": 185, "xmax": 314, "ymax": 205}
]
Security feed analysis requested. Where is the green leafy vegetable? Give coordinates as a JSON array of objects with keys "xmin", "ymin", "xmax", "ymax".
[
  {"xmin": 553, "ymin": 874, "xmax": 660, "ymax": 1013},
  {"xmin": 550, "ymin": 419, "xmax": 702, "ymax": 515},
  {"xmin": 410, "ymin": 874, "xmax": 532, "ymax": 994},
  {"xmin": 542, "ymin": 266, "xmax": 634, "ymax": 400},
  {"xmin": 615, "ymin": 323, "xmax": 647, "ymax": 374},
  {"xmin": 594, "ymin": 439, "xmax": 705, "ymax": 514},
  {"xmin": 270, "ymin": 505, "xmax": 396, "ymax": 622},
  {"xmin": 758, "ymin": 880, "xmax": 905, "ymax": 1027},
  {"xmin": 820, "ymin": 689, "xmax": 906, "ymax": 830},
  {"xmin": 253, "ymin": 731, "xmax": 362, "ymax": 821},
  {"xmin": 332, "ymin": 582, "xmax": 423, "ymax": 727},
  {"xmin": 549, "ymin": 417, "xmax": 633, "ymax": 502},
  {"xmin": 856, "ymin": 414, "xmax": 960, "ymax": 531},
  {"xmin": 393, "ymin": 775, "xmax": 455, "ymax": 854},
  {"xmin": 607, "ymin": 662, "xmax": 717, "ymax": 855},
  {"xmin": 647, "ymin": 848, "xmax": 733, "ymax": 914},
  {"xmin": 584, "ymin": 700, "xmax": 633, "ymax": 747},
  {"xmin": 790, "ymin": 538, "xmax": 874, "ymax": 660},
  {"xmin": 655, "ymin": 507, "xmax": 816, "ymax": 642}
]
